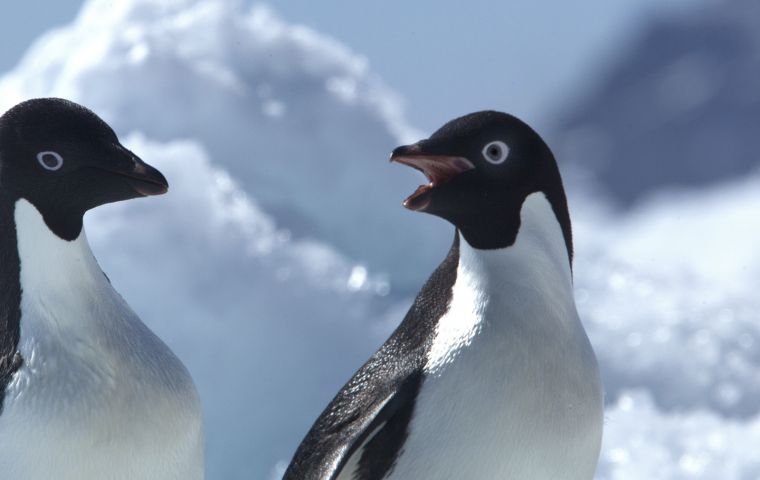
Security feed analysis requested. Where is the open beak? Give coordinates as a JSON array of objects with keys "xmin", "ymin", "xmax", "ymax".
[{"xmin": 390, "ymin": 144, "xmax": 474, "ymax": 211}]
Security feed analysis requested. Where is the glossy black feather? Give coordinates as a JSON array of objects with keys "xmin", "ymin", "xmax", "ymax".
[
  {"xmin": 0, "ymin": 200, "xmax": 23, "ymax": 415},
  {"xmin": 283, "ymin": 234, "xmax": 460, "ymax": 480}
]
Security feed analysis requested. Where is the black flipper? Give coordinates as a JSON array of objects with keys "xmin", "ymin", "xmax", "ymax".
[
  {"xmin": 0, "ymin": 202, "xmax": 23, "ymax": 415},
  {"xmin": 283, "ymin": 234, "xmax": 460, "ymax": 480}
]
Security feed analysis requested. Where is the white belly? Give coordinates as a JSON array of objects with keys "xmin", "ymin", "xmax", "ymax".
[
  {"xmin": 388, "ymin": 195, "xmax": 603, "ymax": 479},
  {"xmin": 388, "ymin": 318, "xmax": 602, "ymax": 480},
  {"xmin": 0, "ymin": 373, "xmax": 203, "ymax": 480},
  {"xmin": 0, "ymin": 306, "xmax": 204, "ymax": 480},
  {"xmin": 0, "ymin": 199, "xmax": 204, "ymax": 480}
]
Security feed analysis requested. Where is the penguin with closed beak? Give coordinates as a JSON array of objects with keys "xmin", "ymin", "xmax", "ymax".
[
  {"xmin": 0, "ymin": 98, "xmax": 203, "ymax": 479},
  {"xmin": 284, "ymin": 111, "xmax": 603, "ymax": 480}
]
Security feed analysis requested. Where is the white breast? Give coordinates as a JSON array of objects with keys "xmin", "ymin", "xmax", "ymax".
[
  {"xmin": 0, "ymin": 199, "xmax": 204, "ymax": 480},
  {"xmin": 388, "ymin": 193, "xmax": 603, "ymax": 480}
]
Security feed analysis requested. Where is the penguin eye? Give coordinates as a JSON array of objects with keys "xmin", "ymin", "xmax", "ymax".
[
  {"xmin": 36, "ymin": 151, "xmax": 64, "ymax": 171},
  {"xmin": 481, "ymin": 141, "xmax": 509, "ymax": 165}
]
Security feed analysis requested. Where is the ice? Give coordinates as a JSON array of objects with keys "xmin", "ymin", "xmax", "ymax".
[
  {"xmin": 85, "ymin": 135, "xmax": 399, "ymax": 478},
  {"xmin": 573, "ymin": 173, "xmax": 760, "ymax": 417},
  {"xmin": 0, "ymin": 0, "xmax": 447, "ymax": 291},
  {"xmin": 598, "ymin": 392, "xmax": 760, "ymax": 479}
]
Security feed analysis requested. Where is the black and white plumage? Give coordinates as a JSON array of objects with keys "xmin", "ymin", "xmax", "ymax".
[
  {"xmin": 0, "ymin": 98, "xmax": 203, "ymax": 479},
  {"xmin": 284, "ymin": 111, "xmax": 603, "ymax": 480}
]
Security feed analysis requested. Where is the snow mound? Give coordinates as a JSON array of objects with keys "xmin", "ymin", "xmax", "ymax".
[
  {"xmin": 86, "ymin": 135, "xmax": 395, "ymax": 479},
  {"xmin": 0, "ymin": 0, "xmax": 447, "ymax": 290},
  {"xmin": 574, "ymin": 173, "xmax": 760, "ymax": 417},
  {"xmin": 598, "ymin": 391, "xmax": 760, "ymax": 479}
]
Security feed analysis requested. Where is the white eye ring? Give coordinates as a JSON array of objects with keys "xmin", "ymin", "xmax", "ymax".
[
  {"xmin": 37, "ymin": 151, "xmax": 64, "ymax": 171},
  {"xmin": 481, "ymin": 140, "xmax": 510, "ymax": 165}
]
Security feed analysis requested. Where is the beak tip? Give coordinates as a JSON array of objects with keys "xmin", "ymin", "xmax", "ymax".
[
  {"xmin": 390, "ymin": 144, "xmax": 421, "ymax": 161},
  {"xmin": 130, "ymin": 164, "xmax": 169, "ymax": 197}
]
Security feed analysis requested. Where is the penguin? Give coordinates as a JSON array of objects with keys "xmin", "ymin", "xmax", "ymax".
[
  {"xmin": 0, "ymin": 98, "xmax": 203, "ymax": 479},
  {"xmin": 284, "ymin": 111, "xmax": 603, "ymax": 480}
]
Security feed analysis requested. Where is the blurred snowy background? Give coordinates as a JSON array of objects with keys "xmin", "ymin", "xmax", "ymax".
[{"xmin": 2, "ymin": 0, "xmax": 760, "ymax": 478}]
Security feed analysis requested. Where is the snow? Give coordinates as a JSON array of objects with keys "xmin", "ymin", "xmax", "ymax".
[
  {"xmin": 573, "ymin": 173, "xmax": 760, "ymax": 417},
  {"xmin": 0, "ymin": 0, "xmax": 445, "ymax": 292},
  {"xmin": 598, "ymin": 392, "xmax": 760, "ymax": 479},
  {"xmin": 572, "ymin": 174, "xmax": 760, "ymax": 479},
  {"xmin": 84, "ymin": 135, "xmax": 396, "ymax": 477},
  {"xmin": 2, "ymin": 0, "xmax": 760, "ymax": 478}
]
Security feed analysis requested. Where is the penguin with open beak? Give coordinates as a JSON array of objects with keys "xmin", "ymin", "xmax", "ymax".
[{"xmin": 285, "ymin": 111, "xmax": 603, "ymax": 480}]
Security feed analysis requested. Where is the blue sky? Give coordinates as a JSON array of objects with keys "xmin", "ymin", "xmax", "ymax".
[{"xmin": 1, "ymin": 0, "xmax": 699, "ymax": 132}]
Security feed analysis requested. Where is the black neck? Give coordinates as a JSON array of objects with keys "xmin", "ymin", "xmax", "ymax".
[
  {"xmin": 457, "ymin": 189, "xmax": 573, "ymax": 267},
  {"xmin": 0, "ymin": 193, "xmax": 23, "ymax": 414},
  {"xmin": 544, "ymin": 187, "xmax": 574, "ymax": 267}
]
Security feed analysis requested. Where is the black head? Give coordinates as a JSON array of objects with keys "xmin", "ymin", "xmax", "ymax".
[
  {"xmin": 0, "ymin": 98, "xmax": 168, "ymax": 240},
  {"xmin": 391, "ymin": 111, "xmax": 572, "ymax": 259}
]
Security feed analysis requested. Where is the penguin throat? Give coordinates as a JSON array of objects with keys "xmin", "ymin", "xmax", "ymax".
[
  {"xmin": 25, "ymin": 197, "xmax": 85, "ymax": 241},
  {"xmin": 425, "ymin": 196, "xmax": 575, "ymax": 374},
  {"xmin": 460, "ymin": 192, "xmax": 573, "ymax": 286},
  {"xmin": 457, "ymin": 191, "xmax": 573, "ymax": 268},
  {"xmin": 13, "ymin": 199, "xmax": 104, "ymax": 305}
]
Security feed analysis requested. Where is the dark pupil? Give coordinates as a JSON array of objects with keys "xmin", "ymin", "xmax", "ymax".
[
  {"xmin": 489, "ymin": 146, "xmax": 500, "ymax": 158},
  {"xmin": 41, "ymin": 153, "xmax": 59, "ymax": 168}
]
